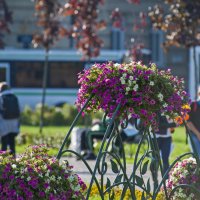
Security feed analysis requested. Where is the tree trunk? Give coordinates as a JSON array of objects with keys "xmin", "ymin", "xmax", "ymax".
[{"xmin": 39, "ymin": 49, "xmax": 49, "ymax": 134}]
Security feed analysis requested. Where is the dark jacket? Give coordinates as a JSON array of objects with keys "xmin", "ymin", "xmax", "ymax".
[{"xmin": 156, "ymin": 115, "xmax": 176, "ymax": 135}]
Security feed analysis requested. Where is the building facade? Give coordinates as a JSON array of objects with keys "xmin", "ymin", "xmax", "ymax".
[{"xmin": 0, "ymin": 0, "xmax": 197, "ymax": 107}]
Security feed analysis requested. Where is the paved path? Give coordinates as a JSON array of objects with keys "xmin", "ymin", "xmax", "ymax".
[{"xmin": 62, "ymin": 156, "xmax": 162, "ymax": 188}]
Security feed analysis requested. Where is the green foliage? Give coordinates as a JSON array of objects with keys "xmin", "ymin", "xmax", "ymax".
[
  {"xmin": 20, "ymin": 103, "xmax": 104, "ymax": 126},
  {"xmin": 18, "ymin": 125, "xmax": 190, "ymax": 163}
]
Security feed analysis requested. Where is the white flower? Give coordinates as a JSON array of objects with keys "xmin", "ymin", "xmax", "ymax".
[
  {"xmin": 120, "ymin": 77, "xmax": 126, "ymax": 84},
  {"xmin": 150, "ymin": 81, "xmax": 154, "ymax": 86},
  {"xmin": 123, "ymin": 73, "xmax": 127, "ymax": 77},
  {"xmin": 158, "ymin": 93, "xmax": 163, "ymax": 101},
  {"xmin": 187, "ymin": 157, "xmax": 196, "ymax": 163},
  {"xmin": 128, "ymin": 80, "xmax": 132, "ymax": 86},
  {"xmin": 12, "ymin": 164, "xmax": 17, "ymax": 169},
  {"xmin": 74, "ymin": 185, "xmax": 81, "ymax": 191},
  {"xmin": 121, "ymin": 80, "xmax": 125, "ymax": 84},
  {"xmin": 129, "ymin": 76, "xmax": 133, "ymax": 80},
  {"xmin": 50, "ymin": 175, "xmax": 56, "ymax": 181},
  {"xmin": 163, "ymin": 103, "xmax": 168, "ymax": 108},
  {"xmin": 45, "ymin": 172, "xmax": 49, "ymax": 177},
  {"xmin": 133, "ymin": 84, "xmax": 138, "ymax": 91},
  {"xmin": 126, "ymin": 87, "xmax": 130, "ymax": 92},
  {"xmin": 114, "ymin": 63, "xmax": 120, "ymax": 67},
  {"xmin": 68, "ymin": 175, "xmax": 75, "ymax": 182},
  {"xmin": 190, "ymin": 193, "xmax": 195, "ymax": 198},
  {"xmin": 27, "ymin": 176, "xmax": 31, "ymax": 181}
]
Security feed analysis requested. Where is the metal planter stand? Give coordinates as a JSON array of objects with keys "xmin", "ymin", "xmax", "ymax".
[{"xmin": 56, "ymin": 95, "xmax": 200, "ymax": 200}]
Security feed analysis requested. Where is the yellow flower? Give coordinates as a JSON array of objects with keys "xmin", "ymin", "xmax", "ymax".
[
  {"xmin": 89, "ymin": 184, "xmax": 165, "ymax": 200},
  {"xmin": 182, "ymin": 104, "xmax": 191, "ymax": 110}
]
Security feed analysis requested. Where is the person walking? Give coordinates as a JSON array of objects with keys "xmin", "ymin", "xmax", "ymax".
[
  {"xmin": 150, "ymin": 114, "xmax": 177, "ymax": 189},
  {"xmin": 187, "ymin": 86, "xmax": 200, "ymax": 157},
  {"xmin": 0, "ymin": 82, "xmax": 20, "ymax": 157}
]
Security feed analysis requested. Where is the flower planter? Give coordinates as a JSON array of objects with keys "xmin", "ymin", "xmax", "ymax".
[
  {"xmin": 76, "ymin": 62, "xmax": 190, "ymax": 129},
  {"xmin": 165, "ymin": 157, "xmax": 200, "ymax": 199},
  {"xmin": 0, "ymin": 145, "xmax": 86, "ymax": 200},
  {"xmin": 56, "ymin": 62, "xmax": 199, "ymax": 200}
]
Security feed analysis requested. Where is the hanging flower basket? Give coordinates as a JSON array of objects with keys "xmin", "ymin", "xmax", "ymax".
[
  {"xmin": 76, "ymin": 61, "xmax": 190, "ymax": 128},
  {"xmin": 0, "ymin": 145, "xmax": 87, "ymax": 200}
]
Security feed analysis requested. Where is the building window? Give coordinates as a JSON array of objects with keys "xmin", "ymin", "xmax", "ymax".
[
  {"xmin": 17, "ymin": 35, "xmax": 33, "ymax": 49},
  {"xmin": 111, "ymin": 28, "xmax": 125, "ymax": 50},
  {"xmin": 69, "ymin": 16, "xmax": 76, "ymax": 49}
]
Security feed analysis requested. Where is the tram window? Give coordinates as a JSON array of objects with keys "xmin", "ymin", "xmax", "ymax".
[
  {"xmin": 0, "ymin": 68, "xmax": 6, "ymax": 82},
  {"xmin": 13, "ymin": 61, "xmax": 43, "ymax": 87},
  {"xmin": 49, "ymin": 62, "xmax": 84, "ymax": 88},
  {"xmin": 12, "ymin": 61, "xmax": 84, "ymax": 88}
]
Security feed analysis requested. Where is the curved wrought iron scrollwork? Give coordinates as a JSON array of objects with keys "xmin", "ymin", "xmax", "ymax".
[{"xmin": 57, "ymin": 96, "xmax": 200, "ymax": 200}]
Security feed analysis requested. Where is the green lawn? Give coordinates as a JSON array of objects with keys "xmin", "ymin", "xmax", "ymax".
[
  {"xmin": 16, "ymin": 125, "xmax": 70, "ymax": 156},
  {"xmin": 17, "ymin": 125, "xmax": 191, "ymax": 162},
  {"xmin": 169, "ymin": 126, "xmax": 191, "ymax": 163}
]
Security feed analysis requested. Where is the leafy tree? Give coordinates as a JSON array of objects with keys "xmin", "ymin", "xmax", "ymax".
[
  {"xmin": 149, "ymin": 0, "xmax": 200, "ymax": 99},
  {"xmin": 0, "ymin": 0, "xmax": 12, "ymax": 48},
  {"xmin": 110, "ymin": 3, "xmax": 148, "ymax": 62},
  {"xmin": 62, "ymin": 0, "xmax": 106, "ymax": 60},
  {"xmin": 32, "ymin": 0, "xmax": 63, "ymax": 133}
]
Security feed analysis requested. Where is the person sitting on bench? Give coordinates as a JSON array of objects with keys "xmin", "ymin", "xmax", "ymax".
[
  {"xmin": 83, "ymin": 118, "xmax": 141, "ymax": 160},
  {"xmin": 83, "ymin": 119, "xmax": 106, "ymax": 160}
]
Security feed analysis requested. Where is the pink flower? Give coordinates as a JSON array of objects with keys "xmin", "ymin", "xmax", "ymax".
[{"xmin": 150, "ymin": 99, "xmax": 156, "ymax": 105}]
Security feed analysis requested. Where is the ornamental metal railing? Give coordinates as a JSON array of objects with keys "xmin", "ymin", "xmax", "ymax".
[{"xmin": 56, "ymin": 94, "xmax": 200, "ymax": 200}]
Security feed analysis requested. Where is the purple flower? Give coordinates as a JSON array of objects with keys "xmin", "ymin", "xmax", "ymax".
[
  {"xmin": 140, "ymin": 109, "xmax": 147, "ymax": 116},
  {"xmin": 44, "ymin": 183, "xmax": 49, "ymax": 189},
  {"xmin": 39, "ymin": 191, "xmax": 45, "ymax": 197},
  {"xmin": 17, "ymin": 197, "xmax": 24, "ymax": 200},
  {"xmin": 9, "ymin": 175, "xmax": 15, "ymax": 180},
  {"xmin": 28, "ymin": 179, "xmax": 38, "ymax": 189},
  {"xmin": 19, "ymin": 183, "xmax": 25, "ymax": 189}
]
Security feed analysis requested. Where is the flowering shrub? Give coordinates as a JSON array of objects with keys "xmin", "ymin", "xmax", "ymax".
[
  {"xmin": 0, "ymin": 145, "xmax": 87, "ymax": 200},
  {"xmin": 90, "ymin": 184, "xmax": 165, "ymax": 199},
  {"xmin": 165, "ymin": 157, "xmax": 200, "ymax": 200},
  {"xmin": 76, "ymin": 62, "xmax": 190, "ymax": 128}
]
